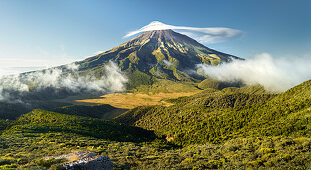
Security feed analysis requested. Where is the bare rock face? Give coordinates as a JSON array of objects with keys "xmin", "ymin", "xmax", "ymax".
[{"xmin": 62, "ymin": 155, "xmax": 113, "ymax": 170}]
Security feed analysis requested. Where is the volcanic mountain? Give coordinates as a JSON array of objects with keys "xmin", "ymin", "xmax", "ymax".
[
  {"xmin": 0, "ymin": 29, "xmax": 242, "ymax": 106},
  {"xmin": 77, "ymin": 29, "xmax": 242, "ymax": 88}
]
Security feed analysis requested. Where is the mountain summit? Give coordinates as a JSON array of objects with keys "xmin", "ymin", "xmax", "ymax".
[{"xmin": 78, "ymin": 29, "xmax": 242, "ymax": 88}]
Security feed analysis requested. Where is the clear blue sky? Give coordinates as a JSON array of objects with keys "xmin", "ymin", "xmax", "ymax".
[{"xmin": 0, "ymin": 0, "xmax": 310, "ymax": 69}]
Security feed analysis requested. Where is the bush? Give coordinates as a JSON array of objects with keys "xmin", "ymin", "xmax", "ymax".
[{"xmin": 34, "ymin": 158, "xmax": 64, "ymax": 168}]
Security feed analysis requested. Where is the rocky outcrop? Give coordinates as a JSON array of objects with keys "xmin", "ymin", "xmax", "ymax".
[{"xmin": 62, "ymin": 154, "xmax": 113, "ymax": 170}]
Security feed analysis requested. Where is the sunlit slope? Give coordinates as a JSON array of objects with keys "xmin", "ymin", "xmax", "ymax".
[
  {"xmin": 77, "ymin": 30, "xmax": 241, "ymax": 89},
  {"xmin": 115, "ymin": 81, "xmax": 311, "ymax": 145},
  {"xmin": 76, "ymin": 91, "xmax": 199, "ymax": 109},
  {"xmin": 245, "ymin": 79, "xmax": 311, "ymax": 136},
  {"xmin": 198, "ymin": 78, "xmax": 243, "ymax": 90},
  {"xmin": 0, "ymin": 29, "xmax": 241, "ymax": 120}
]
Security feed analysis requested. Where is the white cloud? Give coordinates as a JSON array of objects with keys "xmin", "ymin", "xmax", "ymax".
[
  {"xmin": 163, "ymin": 59, "xmax": 173, "ymax": 66},
  {"xmin": 94, "ymin": 51, "xmax": 105, "ymax": 55},
  {"xmin": 197, "ymin": 53, "xmax": 311, "ymax": 92},
  {"xmin": 0, "ymin": 61, "xmax": 128, "ymax": 102},
  {"xmin": 0, "ymin": 58, "xmax": 80, "ymax": 76},
  {"xmin": 0, "ymin": 44, "xmax": 85, "ymax": 77},
  {"xmin": 0, "ymin": 67, "xmax": 45, "ymax": 77},
  {"xmin": 124, "ymin": 21, "xmax": 242, "ymax": 44}
]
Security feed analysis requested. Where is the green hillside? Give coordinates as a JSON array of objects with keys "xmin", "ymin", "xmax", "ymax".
[
  {"xmin": 0, "ymin": 81, "xmax": 310, "ymax": 169},
  {"xmin": 0, "ymin": 109, "xmax": 161, "ymax": 169},
  {"xmin": 132, "ymin": 79, "xmax": 200, "ymax": 93},
  {"xmin": 7, "ymin": 109, "xmax": 156, "ymax": 142},
  {"xmin": 0, "ymin": 109, "xmax": 162, "ymax": 168},
  {"xmin": 0, "ymin": 100, "xmax": 69, "ymax": 120},
  {"xmin": 51, "ymin": 104, "xmax": 126, "ymax": 120},
  {"xmin": 115, "ymin": 81, "xmax": 311, "ymax": 146},
  {"xmin": 114, "ymin": 86, "xmax": 274, "ymax": 145},
  {"xmin": 198, "ymin": 78, "xmax": 242, "ymax": 90},
  {"xmin": 245, "ymin": 80, "xmax": 311, "ymax": 137}
]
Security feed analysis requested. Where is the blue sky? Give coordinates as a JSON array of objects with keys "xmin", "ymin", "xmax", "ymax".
[{"xmin": 0, "ymin": 0, "xmax": 310, "ymax": 71}]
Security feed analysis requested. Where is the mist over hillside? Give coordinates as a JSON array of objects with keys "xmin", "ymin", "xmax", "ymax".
[
  {"xmin": 0, "ymin": 61, "xmax": 127, "ymax": 102},
  {"xmin": 0, "ymin": 29, "xmax": 241, "ymax": 103},
  {"xmin": 0, "ymin": 66, "xmax": 45, "ymax": 76},
  {"xmin": 0, "ymin": 28, "xmax": 309, "ymax": 109},
  {"xmin": 198, "ymin": 53, "xmax": 311, "ymax": 92}
]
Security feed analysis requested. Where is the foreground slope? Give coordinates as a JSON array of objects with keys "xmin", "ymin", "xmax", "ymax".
[
  {"xmin": 0, "ymin": 109, "xmax": 159, "ymax": 169},
  {"xmin": 4, "ymin": 109, "xmax": 156, "ymax": 142},
  {"xmin": 1, "ymin": 108, "xmax": 310, "ymax": 169}
]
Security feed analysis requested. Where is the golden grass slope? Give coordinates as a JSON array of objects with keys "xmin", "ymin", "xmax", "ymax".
[{"xmin": 76, "ymin": 92, "xmax": 200, "ymax": 109}]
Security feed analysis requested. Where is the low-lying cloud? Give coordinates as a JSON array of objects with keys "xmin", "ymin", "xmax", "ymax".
[
  {"xmin": 162, "ymin": 59, "xmax": 173, "ymax": 66},
  {"xmin": 0, "ymin": 67, "xmax": 46, "ymax": 77},
  {"xmin": 124, "ymin": 21, "xmax": 242, "ymax": 44},
  {"xmin": 197, "ymin": 53, "xmax": 311, "ymax": 92},
  {"xmin": 0, "ymin": 61, "xmax": 128, "ymax": 102}
]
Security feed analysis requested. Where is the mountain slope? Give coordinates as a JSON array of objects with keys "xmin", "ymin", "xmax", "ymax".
[
  {"xmin": 0, "ymin": 30, "xmax": 242, "ymax": 119},
  {"xmin": 0, "ymin": 30, "xmax": 241, "ymax": 101},
  {"xmin": 77, "ymin": 29, "xmax": 241, "ymax": 88}
]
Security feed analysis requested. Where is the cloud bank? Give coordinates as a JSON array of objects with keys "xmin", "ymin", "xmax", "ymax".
[
  {"xmin": 197, "ymin": 53, "xmax": 311, "ymax": 92},
  {"xmin": 0, "ymin": 57, "xmax": 82, "ymax": 77},
  {"xmin": 162, "ymin": 59, "xmax": 173, "ymax": 66},
  {"xmin": 0, "ymin": 61, "xmax": 128, "ymax": 102},
  {"xmin": 0, "ymin": 67, "xmax": 46, "ymax": 77},
  {"xmin": 124, "ymin": 21, "xmax": 242, "ymax": 43}
]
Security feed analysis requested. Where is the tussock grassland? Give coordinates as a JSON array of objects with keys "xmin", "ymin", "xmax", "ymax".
[{"xmin": 75, "ymin": 91, "xmax": 200, "ymax": 109}]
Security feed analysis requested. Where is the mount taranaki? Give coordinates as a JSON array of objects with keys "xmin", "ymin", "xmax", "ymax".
[
  {"xmin": 75, "ymin": 29, "xmax": 242, "ymax": 88},
  {"xmin": 0, "ymin": 30, "xmax": 242, "ymax": 118}
]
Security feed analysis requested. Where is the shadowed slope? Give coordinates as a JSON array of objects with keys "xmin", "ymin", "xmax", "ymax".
[{"xmin": 3, "ymin": 109, "xmax": 157, "ymax": 143}]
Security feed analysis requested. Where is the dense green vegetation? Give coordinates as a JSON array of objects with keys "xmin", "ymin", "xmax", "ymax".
[
  {"xmin": 1, "ymin": 29, "xmax": 310, "ymax": 169},
  {"xmin": 51, "ymin": 104, "xmax": 126, "ymax": 119},
  {"xmin": 0, "ymin": 100, "xmax": 69, "ymax": 120},
  {"xmin": 132, "ymin": 79, "xmax": 200, "ymax": 94},
  {"xmin": 198, "ymin": 78, "xmax": 242, "ymax": 90},
  {"xmin": 8, "ymin": 109, "xmax": 156, "ymax": 143},
  {"xmin": 115, "ymin": 86, "xmax": 278, "ymax": 145},
  {"xmin": 115, "ymin": 81, "xmax": 311, "ymax": 146},
  {"xmin": 0, "ymin": 131, "xmax": 310, "ymax": 169},
  {"xmin": 0, "ymin": 80, "xmax": 310, "ymax": 169},
  {"xmin": 0, "ymin": 109, "xmax": 160, "ymax": 169},
  {"xmin": 126, "ymin": 70, "xmax": 154, "ymax": 89}
]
